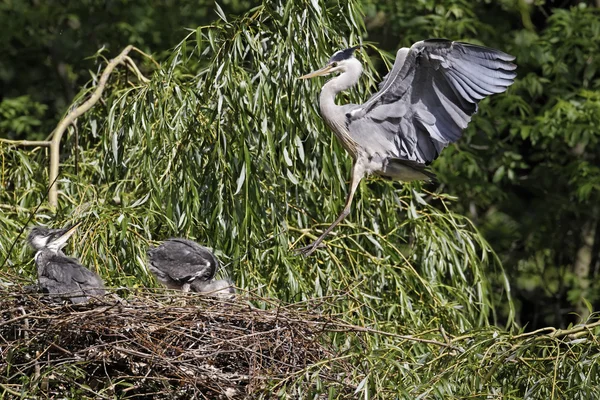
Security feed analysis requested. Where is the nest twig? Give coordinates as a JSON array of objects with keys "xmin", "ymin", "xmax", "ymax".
[{"xmin": 0, "ymin": 287, "xmax": 357, "ymax": 399}]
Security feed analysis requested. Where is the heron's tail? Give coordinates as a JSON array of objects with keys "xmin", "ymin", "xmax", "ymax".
[{"xmin": 385, "ymin": 158, "xmax": 437, "ymax": 182}]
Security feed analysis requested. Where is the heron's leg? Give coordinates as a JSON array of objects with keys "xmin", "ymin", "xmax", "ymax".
[{"xmin": 297, "ymin": 161, "xmax": 365, "ymax": 256}]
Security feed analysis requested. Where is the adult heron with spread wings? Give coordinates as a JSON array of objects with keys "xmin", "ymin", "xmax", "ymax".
[{"xmin": 297, "ymin": 39, "xmax": 516, "ymax": 256}]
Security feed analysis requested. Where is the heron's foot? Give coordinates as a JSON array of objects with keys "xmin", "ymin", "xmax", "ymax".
[{"xmin": 294, "ymin": 241, "xmax": 326, "ymax": 257}]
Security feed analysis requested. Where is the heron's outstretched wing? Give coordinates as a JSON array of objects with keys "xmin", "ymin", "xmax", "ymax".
[
  {"xmin": 147, "ymin": 239, "xmax": 218, "ymax": 283},
  {"xmin": 348, "ymin": 39, "xmax": 516, "ymax": 164}
]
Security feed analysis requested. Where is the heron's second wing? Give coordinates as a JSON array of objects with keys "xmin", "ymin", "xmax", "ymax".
[{"xmin": 348, "ymin": 39, "xmax": 516, "ymax": 164}]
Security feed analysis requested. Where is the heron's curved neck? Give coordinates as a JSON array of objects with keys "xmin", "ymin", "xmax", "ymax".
[{"xmin": 319, "ymin": 58, "xmax": 363, "ymax": 117}]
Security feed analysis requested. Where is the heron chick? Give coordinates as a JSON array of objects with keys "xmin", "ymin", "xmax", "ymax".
[
  {"xmin": 297, "ymin": 39, "xmax": 516, "ymax": 255},
  {"xmin": 147, "ymin": 239, "xmax": 235, "ymax": 298},
  {"xmin": 27, "ymin": 223, "xmax": 106, "ymax": 303}
]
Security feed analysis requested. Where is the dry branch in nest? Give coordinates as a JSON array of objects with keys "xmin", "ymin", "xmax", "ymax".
[{"xmin": 0, "ymin": 287, "xmax": 357, "ymax": 399}]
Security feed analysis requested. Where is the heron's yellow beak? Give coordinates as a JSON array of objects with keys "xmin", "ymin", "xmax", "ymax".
[{"xmin": 299, "ymin": 64, "xmax": 334, "ymax": 80}]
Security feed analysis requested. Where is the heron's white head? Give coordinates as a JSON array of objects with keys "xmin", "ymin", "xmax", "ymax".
[
  {"xmin": 27, "ymin": 222, "xmax": 80, "ymax": 253},
  {"xmin": 299, "ymin": 45, "xmax": 362, "ymax": 79}
]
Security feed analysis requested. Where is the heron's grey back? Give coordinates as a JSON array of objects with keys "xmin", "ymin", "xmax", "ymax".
[
  {"xmin": 147, "ymin": 238, "xmax": 218, "ymax": 285},
  {"xmin": 36, "ymin": 251, "xmax": 106, "ymax": 303}
]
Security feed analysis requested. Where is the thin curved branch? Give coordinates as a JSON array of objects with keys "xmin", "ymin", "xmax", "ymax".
[
  {"xmin": 512, "ymin": 319, "xmax": 600, "ymax": 340},
  {"xmin": 48, "ymin": 45, "xmax": 144, "ymax": 207},
  {"xmin": 132, "ymin": 46, "xmax": 160, "ymax": 68}
]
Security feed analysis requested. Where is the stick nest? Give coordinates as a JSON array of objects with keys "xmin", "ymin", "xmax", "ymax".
[{"xmin": 0, "ymin": 286, "xmax": 356, "ymax": 399}]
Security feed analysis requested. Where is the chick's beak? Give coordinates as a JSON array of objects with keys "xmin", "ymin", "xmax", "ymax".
[
  {"xmin": 62, "ymin": 221, "xmax": 82, "ymax": 237},
  {"xmin": 51, "ymin": 221, "xmax": 81, "ymax": 249}
]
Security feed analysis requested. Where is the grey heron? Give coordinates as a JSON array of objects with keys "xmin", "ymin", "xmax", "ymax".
[
  {"xmin": 27, "ymin": 223, "xmax": 106, "ymax": 303},
  {"xmin": 147, "ymin": 238, "xmax": 235, "ymax": 297},
  {"xmin": 297, "ymin": 39, "xmax": 516, "ymax": 255}
]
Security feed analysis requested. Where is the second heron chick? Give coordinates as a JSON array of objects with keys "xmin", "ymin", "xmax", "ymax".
[
  {"xmin": 147, "ymin": 238, "xmax": 235, "ymax": 298},
  {"xmin": 27, "ymin": 223, "xmax": 106, "ymax": 304}
]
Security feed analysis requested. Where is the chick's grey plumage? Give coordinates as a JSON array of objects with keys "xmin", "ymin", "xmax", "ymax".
[
  {"xmin": 27, "ymin": 225, "xmax": 106, "ymax": 304},
  {"xmin": 298, "ymin": 39, "xmax": 516, "ymax": 255},
  {"xmin": 147, "ymin": 239, "xmax": 230, "ymax": 294}
]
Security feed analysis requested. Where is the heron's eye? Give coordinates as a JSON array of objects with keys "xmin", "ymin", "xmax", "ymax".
[{"xmin": 331, "ymin": 62, "xmax": 338, "ymax": 68}]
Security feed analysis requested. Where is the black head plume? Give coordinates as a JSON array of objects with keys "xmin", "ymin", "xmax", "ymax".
[{"xmin": 328, "ymin": 45, "xmax": 361, "ymax": 63}]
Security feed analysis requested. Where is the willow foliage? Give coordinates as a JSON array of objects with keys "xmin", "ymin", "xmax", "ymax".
[{"xmin": 3, "ymin": 0, "xmax": 599, "ymax": 398}]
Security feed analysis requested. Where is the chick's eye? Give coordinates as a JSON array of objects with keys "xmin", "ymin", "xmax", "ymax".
[{"xmin": 331, "ymin": 62, "xmax": 338, "ymax": 67}]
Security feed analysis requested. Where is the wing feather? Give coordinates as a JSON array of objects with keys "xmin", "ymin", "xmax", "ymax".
[
  {"xmin": 451, "ymin": 58, "xmax": 514, "ymax": 88},
  {"xmin": 446, "ymin": 69, "xmax": 487, "ymax": 101},
  {"xmin": 432, "ymin": 80, "xmax": 470, "ymax": 130}
]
